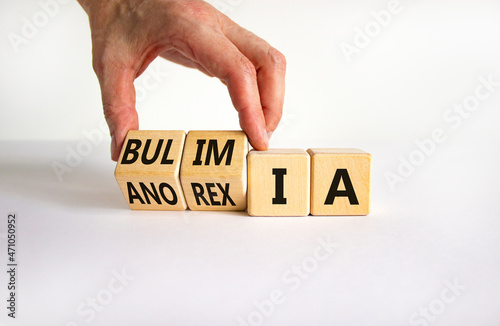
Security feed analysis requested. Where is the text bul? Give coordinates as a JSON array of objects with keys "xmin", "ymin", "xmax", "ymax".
[{"xmin": 121, "ymin": 138, "xmax": 175, "ymax": 165}]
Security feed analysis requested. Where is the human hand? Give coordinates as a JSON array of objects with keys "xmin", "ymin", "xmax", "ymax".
[{"xmin": 77, "ymin": 0, "xmax": 286, "ymax": 161}]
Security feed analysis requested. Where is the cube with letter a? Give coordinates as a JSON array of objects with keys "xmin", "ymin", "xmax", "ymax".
[
  {"xmin": 180, "ymin": 131, "xmax": 248, "ymax": 211},
  {"xmin": 247, "ymin": 149, "xmax": 310, "ymax": 216},
  {"xmin": 115, "ymin": 130, "xmax": 187, "ymax": 210},
  {"xmin": 307, "ymin": 148, "xmax": 371, "ymax": 216}
]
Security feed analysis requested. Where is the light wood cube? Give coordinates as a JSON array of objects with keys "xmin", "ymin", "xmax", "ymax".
[
  {"xmin": 180, "ymin": 131, "xmax": 248, "ymax": 211},
  {"xmin": 307, "ymin": 148, "xmax": 371, "ymax": 216},
  {"xmin": 115, "ymin": 130, "xmax": 187, "ymax": 210},
  {"xmin": 247, "ymin": 149, "xmax": 310, "ymax": 216}
]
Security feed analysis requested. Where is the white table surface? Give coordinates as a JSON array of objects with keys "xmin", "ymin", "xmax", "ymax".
[{"xmin": 1, "ymin": 138, "xmax": 499, "ymax": 326}]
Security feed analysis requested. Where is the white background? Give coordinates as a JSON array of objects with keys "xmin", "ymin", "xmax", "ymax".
[{"xmin": 1, "ymin": 0, "xmax": 500, "ymax": 325}]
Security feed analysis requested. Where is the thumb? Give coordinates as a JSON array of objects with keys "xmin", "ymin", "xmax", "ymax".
[{"xmin": 96, "ymin": 65, "xmax": 138, "ymax": 161}]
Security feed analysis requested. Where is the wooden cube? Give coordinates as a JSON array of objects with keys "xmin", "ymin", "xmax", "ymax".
[
  {"xmin": 115, "ymin": 130, "xmax": 187, "ymax": 210},
  {"xmin": 180, "ymin": 131, "xmax": 248, "ymax": 211},
  {"xmin": 247, "ymin": 149, "xmax": 310, "ymax": 216},
  {"xmin": 307, "ymin": 148, "xmax": 371, "ymax": 216}
]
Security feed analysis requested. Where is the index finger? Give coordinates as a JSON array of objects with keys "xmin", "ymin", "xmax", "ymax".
[
  {"xmin": 181, "ymin": 27, "xmax": 269, "ymax": 150},
  {"xmin": 221, "ymin": 20, "xmax": 287, "ymax": 137}
]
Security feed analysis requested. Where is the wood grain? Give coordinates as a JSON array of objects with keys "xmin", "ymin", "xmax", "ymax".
[
  {"xmin": 115, "ymin": 130, "xmax": 187, "ymax": 210},
  {"xmin": 180, "ymin": 130, "xmax": 248, "ymax": 211},
  {"xmin": 308, "ymin": 148, "xmax": 371, "ymax": 216},
  {"xmin": 247, "ymin": 149, "xmax": 310, "ymax": 216}
]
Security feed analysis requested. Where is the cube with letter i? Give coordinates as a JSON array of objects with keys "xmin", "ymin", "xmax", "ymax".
[
  {"xmin": 307, "ymin": 148, "xmax": 371, "ymax": 216},
  {"xmin": 180, "ymin": 131, "xmax": 248, "ymax": 211},
  {"xmin": 115, "ymin": 130, "xmax": 187, "ymax": 210},
  {"xmin": 247, "ymin": 149, "xmax": 310, "ymax": 216}
]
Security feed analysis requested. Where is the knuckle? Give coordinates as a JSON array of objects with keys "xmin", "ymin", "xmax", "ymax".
[
  {"xmin": 224, "ymin": 56, "xmax": 257, "ymax": 84},
  {"xmin": 102, "ymin": 103, "xmax": 119, "ymax": 121},
  {"xmin": 102, "ymin": 103, "xmax": 138, "ymax": 131},
  {"xmin": 91, "ymin": 47, "xmax": 113, "ymax": 78},
  {"xmin": 102, "ymin": 104, "xmax": 119, "ymax": 131},
  {"xmin": 237, "ymin": 56, "xmax": 257, "ymax": 78},
  {"xmin": 266, "ymin": 47, "xmax": 287, "ymax": 71}
]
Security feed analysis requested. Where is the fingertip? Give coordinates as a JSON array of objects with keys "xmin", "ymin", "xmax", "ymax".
[
  {"xmin": 111, "ymin": 134, "xmax": 121, "ymax": 162},
  {"xmin": 249, "ymin": 139, "xmax": 268, "ymax": 151},
  {"xmin": 110, "ymin": 119, "xmax": 138, "ymax": 162},
  {"xmin": 262, "ymin": 127, "xmax": 270, "ymax": 150},
  {"xmin": 238, "ymin": 107, "xmax": 268, "ymax": 151},
  {"xmin": 246, "ymin": 125, "xmax": 269, "ymax": 151}
]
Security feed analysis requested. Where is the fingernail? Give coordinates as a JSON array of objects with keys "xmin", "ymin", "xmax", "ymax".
[
  {"xmin": 262, "ymin": 128, "xmax": 269, "ymax": 150},
  {"xmin": 267, "ymin": 131, "xmax": 274, "ymax": 143}
]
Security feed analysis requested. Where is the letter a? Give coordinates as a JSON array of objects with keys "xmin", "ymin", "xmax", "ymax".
[{"xmin": 324, "ymin": 169, "xmax": 359, "ymax": 205}]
